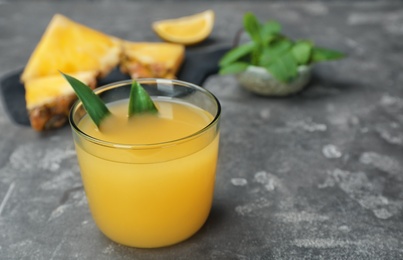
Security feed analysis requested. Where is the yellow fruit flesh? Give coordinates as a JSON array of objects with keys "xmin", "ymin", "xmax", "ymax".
[
  {"xmin": 24, "ymin": 71, "xmax": 97, "ymax": 109},
  {"xmin": 21, "ymin": 14, "xmax": 121, "ymax": 82},
  {"xmin": 122, "ymin": 42, "xmax": 184, "ymax": 78},
  {"xmin": 124, "ymin": 42, "xmax": 184, "ymax": 67}
]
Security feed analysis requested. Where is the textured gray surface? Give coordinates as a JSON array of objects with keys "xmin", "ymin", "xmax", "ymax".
[{"xmin": 1, "ymin": 1, "xmax": 403, "ymax": 259}]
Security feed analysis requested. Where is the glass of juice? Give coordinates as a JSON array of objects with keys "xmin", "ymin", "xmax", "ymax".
[{"xmin": 69, "ymin": 78, "xmax": 221, "ymax": 248}]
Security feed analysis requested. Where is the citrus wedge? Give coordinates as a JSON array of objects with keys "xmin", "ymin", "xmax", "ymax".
[{"xmin": 152, "ymin": 10, "xmax": 214, "ymax": 45}]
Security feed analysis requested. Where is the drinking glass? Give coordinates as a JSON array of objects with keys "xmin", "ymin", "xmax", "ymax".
[{"xmin": 69, "ymin": 79, "xmax": 221, "ymax": 248}]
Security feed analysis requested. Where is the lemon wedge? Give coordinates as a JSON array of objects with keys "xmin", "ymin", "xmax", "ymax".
[{"xmin": 152, "ymin": 10, "xmax": 215, "ymax": 45}]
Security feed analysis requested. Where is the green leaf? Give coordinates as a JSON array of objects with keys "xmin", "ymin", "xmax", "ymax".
[
  {"xmin": 219, "ymin": 42, "xmax": 254, "ymax": 67},
  {"xmin": 291, "ymin": 41, "xmax": 313, "ymax": 65},
  {"xmin": 243, "ymin": 12, "xmax": 262, "ymax": 43},
  {"xmin": 219, "ymin": 11, "xmax": 346, "ymax": 85},
  {"xmin": 219, "ymin": 62, "xmax": 249, "ymax": 75},
  {"xmin": 61, "ymin": 72, "xmax": 110, "ymax": 127},
  {"xmin": 311, "ymin": 47, "xmax": 345, "ymax": 62},
  {"xmin": 128, "ymin": 80, "xmax": 158, "ymax": 117},
  {"xmin": 261, "ymin": 21, "xmax": 281, "ymax": 44},
  {"xmin": 267, "ymin": 51, "xmax": 298, "ymax": 83},
  {"xmin": 261, "ymin": 34, "xmax": 276, "ymax": 48},
  {"xmin": 259, "ymin": 39, "xmax": 292, "ymax": 67},
  {"xmin": 262, "ymin": 21, "xmax": 281, "ymax": 35},
  {"xmin": 243, "ymin": 13, "xmax": 266, "ymax": 66}
]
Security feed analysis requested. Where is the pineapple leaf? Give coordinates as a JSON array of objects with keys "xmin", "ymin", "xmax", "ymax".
[
  {"xmin": 61, "ymin": 72, "xmax": 110, "ymax": 127},
  {"xmin": 128, "ymin": 80, "xmax": 158, "ymax": 117}
]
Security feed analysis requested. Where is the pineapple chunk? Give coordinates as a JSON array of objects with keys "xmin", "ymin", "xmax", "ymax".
[
  {"xmin": 20, "ymin": 14, "xmax": 122, "ymax": 131},
  {"xmin": 121, "ymin": 41, "xmax": 184, "ymax": 79},
  {"xmin": 24, "ymin": 71, "xmax": 97, "ymax": 131},
  {"xmin": 21, "ymin": 14, "xmax": 122, "ymax": 82}
]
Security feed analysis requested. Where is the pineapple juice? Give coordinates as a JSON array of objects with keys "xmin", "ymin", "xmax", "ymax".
[{"xmin": 71, "ymin": 94, "xmax": 220, "ymax": 248}]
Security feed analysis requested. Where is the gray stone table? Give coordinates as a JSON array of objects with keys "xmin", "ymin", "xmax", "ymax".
[{"xmin": 1, "ymin": 1, "xmax": 403, "ymax": 259}]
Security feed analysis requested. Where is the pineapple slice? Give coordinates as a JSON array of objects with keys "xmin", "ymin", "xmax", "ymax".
[
  {"xmin": 21, "ymin": 14, "xmax": 122, "ymax": 82},
  {"xmin": 20, "ymin": 14, "xmax": 122, "ymax": 131},
  {"xmin": 25, "ymin": 71, "xmax": 97, "ymax": 131},
  {"xmin": 121, "ymin": 41, "xmax": 185, "ymax": 79}
]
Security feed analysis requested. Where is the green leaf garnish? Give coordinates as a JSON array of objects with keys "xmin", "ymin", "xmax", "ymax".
[
  {"xmin": 61, "ymin": 72, "xmax": 110, "ymax": 127},
  {"xmin": 219, "ymin": 12, "xmax": 346, "ymax": 83},
  {"xmin": 128, "ymin": 80, "xmax": 158, "ymax": 117}
]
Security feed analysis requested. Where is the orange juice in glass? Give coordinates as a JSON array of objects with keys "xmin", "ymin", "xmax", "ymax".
[{"xmin": 69, "ymin": 79, "xmax": 221, "ymax": 248}]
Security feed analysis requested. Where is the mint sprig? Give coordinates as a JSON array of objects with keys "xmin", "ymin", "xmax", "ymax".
[{"xmin": 219, "ymin": 12, "xmax": 345, "ymax": 83}]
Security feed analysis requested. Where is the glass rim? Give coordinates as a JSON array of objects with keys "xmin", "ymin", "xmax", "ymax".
[{"xmin": 69, "ymin": 78, "xmax": 221, "ymax": 150}]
